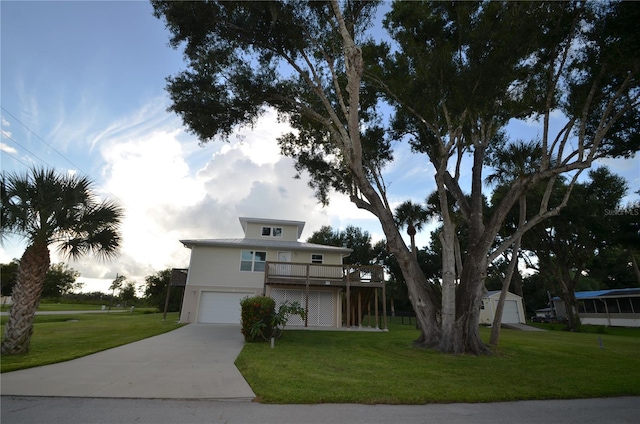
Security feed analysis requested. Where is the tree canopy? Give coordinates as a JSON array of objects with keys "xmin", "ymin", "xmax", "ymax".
[{"xmin": 153, "ymin": 0, "xmax": 639, "ymax": 354}]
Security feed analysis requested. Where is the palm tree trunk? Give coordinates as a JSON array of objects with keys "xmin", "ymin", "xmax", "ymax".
[{"xmin": 1, "ymin": 241, "xmax": 50, "ymax": 355}]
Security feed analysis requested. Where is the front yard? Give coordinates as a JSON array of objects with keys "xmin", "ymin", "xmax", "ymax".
[{"xmin": 235, "ymin": 320, "xmax": 640, "ymax": 404}]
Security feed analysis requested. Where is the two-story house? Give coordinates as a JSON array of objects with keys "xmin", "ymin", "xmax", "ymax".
[{"xmin": 178, "ymin": 217, "xmax": 387, "ymax": 328}]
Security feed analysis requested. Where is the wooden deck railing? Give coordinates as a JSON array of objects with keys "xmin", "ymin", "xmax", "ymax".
[{"xmin": 264, "ymin": 262, "xmax": 384, "ymax": 286}]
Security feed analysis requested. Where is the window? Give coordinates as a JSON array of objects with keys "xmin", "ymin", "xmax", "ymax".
[
  {"xmin": 311, "ymin": 254, "xmax": 323, "ymax": 264},
  {"xmin": 240, "ymin": 250, "xmax": 266, "ymax": 272},
  {"xmin": 261, "ymin": 226, "xmax": 283, "ymax": 237}
]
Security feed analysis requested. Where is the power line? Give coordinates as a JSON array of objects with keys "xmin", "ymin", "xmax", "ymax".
[
  {"xmin": 1, "ymin": 129, "xmax": 55, "ymax": 170},
  {"xmin": 0, "ymin": 149, "xmax": 32, "ymax": 169},
  {"xmin": 1, "ymin": 106, "xmax": 87, "ymax": 174},
  {"xmin": 0, "ymin": 106, "xmax": 126, "ymax": 206}
]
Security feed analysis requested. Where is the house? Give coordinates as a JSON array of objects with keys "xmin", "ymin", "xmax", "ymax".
[
  {"xmin": 479, "ymin": 290, "xmax": 526, "ymax": 325},
  {"xmin": 553, "ymin": 288, "xmax": 640, "ymax": 327},
  {"xmin": 178, "ymin": 217, "xmax": 387, "ymax": 329}
]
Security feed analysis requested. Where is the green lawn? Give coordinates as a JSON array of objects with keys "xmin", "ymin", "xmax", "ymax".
[
  {"xmin": 1, "ymin": 303, "xmax": 138, "ymax": 312},
  {"xmin": 1, "ymin": 311, "xmax": 182, "ymax": 373},
  {"xmin": 2, "ymin": 313, "xmax": 639, "ymax": 404},
  {"xmin": 235, "ymin": 320, "xmax": 640, "ymax": 404}
]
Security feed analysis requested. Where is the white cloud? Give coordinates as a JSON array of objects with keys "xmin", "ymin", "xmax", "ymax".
[{"xmin": 0, "ymin": 142, "xmax": 18, "ymax": 154}]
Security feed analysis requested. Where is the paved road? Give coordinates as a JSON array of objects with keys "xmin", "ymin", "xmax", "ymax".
[{"xmin": 2, "ymin": 396, "xmax": 639, "ymax": 424}]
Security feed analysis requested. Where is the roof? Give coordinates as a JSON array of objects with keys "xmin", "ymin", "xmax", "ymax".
[
  {"xmin": 552, "ymin": 287, "xmax": 640, "ymax": 300},
  {"xmin": 179, "ymin": 238, "xmax": 353, "ymax": 256},
  {"xmin": 238, "ymin": 217, "xmax": 306, "ymax": 238},
  {"xmin": 485, "ymin": 290, "xmax": 522, "ymax": 299},
  {"xmin": 575, "ymin": 288, "xmax": 640, "ymax": 299}
]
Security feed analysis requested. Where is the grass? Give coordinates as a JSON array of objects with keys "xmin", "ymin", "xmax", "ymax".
[
  {"xmin": 235, "ymin": 319, "xmax": 640, "ymax": 404},
  {"xmin": 1, "ymin": 311, "xmax": 182, "ymax": 373},
  {"xmin": 1, "ymin": 303, "xmax": 136, "ymax": 312},
  {"xmin": 2, "ymin": 312, "xmax": 639, "ymax": 404}
]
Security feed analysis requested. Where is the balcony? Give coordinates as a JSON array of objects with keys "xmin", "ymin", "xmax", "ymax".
[{"xmin": 263, "ymin": 262, "xmax": 385, "ymax": 288}]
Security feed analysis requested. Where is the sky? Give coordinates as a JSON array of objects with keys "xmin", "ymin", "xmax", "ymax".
[{"xmin": 1, "ymin": 1, "xmax": 638, "ymax": 294}]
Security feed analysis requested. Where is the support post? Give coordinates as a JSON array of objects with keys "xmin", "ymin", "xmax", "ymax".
[
  {"xmin": 358, "ymin": 290, "xmax": 362, "ymax": 328},
  {"xmin": 374, "ymin": 287, "xmax": 379, "ymax": 329},
  {"xmin": 346, "ymin": 276, "xmax": 351, "ymax": 327},
  {"xmin": 162, "ymin": 275, "xmax": 171, "ymax": 321},
  {"xmin": 382, "ymin": 282, "xmax": 388, "ymax": 330}
]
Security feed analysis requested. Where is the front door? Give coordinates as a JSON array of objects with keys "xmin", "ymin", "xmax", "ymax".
[{"xmin": 277, "ymin": 251, "xmax": 292, "ymax": 276}]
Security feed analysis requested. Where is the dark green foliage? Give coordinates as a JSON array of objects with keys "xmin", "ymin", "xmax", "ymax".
[
  {"xmin": 240, "ymin": 296, "xmax": 276, "ymax": 342},
  {"xmin": 240, "ymin": 296, "xmax": 306, "ymax": 342},
  {"xmin": 42, "ymin": 263, "xmax": 81, "ymax": 299},
  {"xmin": 307, "ymin": 225, "xmax": 384, "ymax": 266},
  {"xmin": 0, "ymin": 260, "xmax": 19, "ymax": 297},
  {"xmin": 143, "ymin": 269, "xmax": 181, "ymax": 312}
]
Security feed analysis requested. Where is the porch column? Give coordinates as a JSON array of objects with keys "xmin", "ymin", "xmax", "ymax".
[
  {"xmin": 382, "ymin": 282, "xmax": 388, "ymax": 330},
  {"xmin": 346, "ymin": 277, "xmax": 351, "ymax": 327},
  {"xmin": 358, "ymin": 290, "xmax": 362, "ymax": 328},
  {"xmin": 375, "ymin": 287, "xmax": 379, "ymax": 330}
]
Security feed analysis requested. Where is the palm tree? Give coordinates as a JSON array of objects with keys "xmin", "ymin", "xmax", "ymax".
[
  {"xmin": 1, "ymin": 168, "xmax": 123, "ymax": 354},
  {"xmin": 394, "ymin": 201, "xmax": 429, "ymax": 259}
]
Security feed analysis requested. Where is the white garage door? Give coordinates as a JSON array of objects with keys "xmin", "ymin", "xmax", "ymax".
[
  {"xmin": 198, "ymin": 292, "xmax": 251, "ymax": 324},
  {"xmin": 502, "ymin": 300, "xmax": 521, "ymax": 323}
]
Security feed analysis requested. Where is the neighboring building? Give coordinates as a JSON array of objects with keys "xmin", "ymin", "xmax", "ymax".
[
  {"xmin": 178, "ymin": 217, "xmax": 387, "ymax": 328},
  {"xmin": 553, "ymin": 288, "xmax": 640, "ymax": 327},
  {"xmin": 479, "ymin": 291, "xmax": 526, "ymax": 325}
]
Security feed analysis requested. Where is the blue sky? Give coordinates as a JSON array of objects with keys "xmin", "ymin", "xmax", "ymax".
[{"xmin": 2, "ymin": 1, "xmax": 638, "ymax": 293}]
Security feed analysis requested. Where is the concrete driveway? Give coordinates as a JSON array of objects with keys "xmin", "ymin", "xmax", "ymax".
[{"xmin": 0, "ymin": 324, "xmax": 255, "ymax": 400}]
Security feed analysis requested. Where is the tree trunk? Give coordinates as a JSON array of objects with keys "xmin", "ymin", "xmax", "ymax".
[
  {"xmin": 489, "ymin": 245, "xmax": 520, "ymax": 345},
  {"xmin": 629, "ymin": 249, "xmax": 640, "ymax": 286},
  {"xmin": 490, "ymin": 193, "xmax": 525, "ymax": 345},
  {"xmin": 559, "ymin": 268, "xmax": 581, "ymax": 332},
  {"xmin": 438, "ymin": 217, "xmax": 457, "ymax": 352},
  {"xmin": 1, "ymin": 241, "xmax": 51, "ymax": 355},
  {"xmin": 451, "ymin": 254, "xmax": 491, "ymax": 354}
]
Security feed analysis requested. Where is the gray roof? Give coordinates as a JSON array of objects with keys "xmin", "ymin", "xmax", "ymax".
[{"xmin": 180, "ymin": 238, "xmax": 352, "ymax": 256}]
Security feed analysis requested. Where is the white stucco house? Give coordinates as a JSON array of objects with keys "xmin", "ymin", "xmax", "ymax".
[
  {"xmin": 479, "ymin": 290, "xmax": 526, "ymax": 325},
  {"xmin": 178, "ymin": 217, "xmax": 387, "ymax": 328}
]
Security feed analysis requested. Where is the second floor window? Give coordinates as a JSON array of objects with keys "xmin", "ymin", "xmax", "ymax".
[
  {"xmin": 241, "ymin": 250, "xmax": 266, "ymax": 272},
  {"xmin": 261, "ymin": 226, "xmax": 283, "ymax": 237},
  {"xmin": 311, "ymin": 254, "xmax": 323, "ymax": 264}
]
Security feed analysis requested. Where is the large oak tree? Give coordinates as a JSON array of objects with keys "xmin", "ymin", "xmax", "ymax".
[{"xmin": 153, "ymin": 1, "xmax": 639, "ymax": 354}]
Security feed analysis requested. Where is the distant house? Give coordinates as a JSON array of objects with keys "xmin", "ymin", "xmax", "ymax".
[
  {"xmin": 178, "ymin": 217, "xmax": 387, "ymax": 328},
  {"xmin": 479, "ymin": 291, "xmax": 526, "ymax": 325},
  {"xmin": 553, "ymin": 288, "xmax": 640, "ymax": 327}
]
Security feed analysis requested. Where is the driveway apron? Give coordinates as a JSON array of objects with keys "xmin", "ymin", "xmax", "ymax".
[{"xmin": 0, "ymin": 324, "xmax": 256, "ymax": 400}]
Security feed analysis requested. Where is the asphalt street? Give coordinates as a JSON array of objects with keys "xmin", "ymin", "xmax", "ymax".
[{"xmin": 2, "ymin": 396, "xmax": 639, "ymax": 424}]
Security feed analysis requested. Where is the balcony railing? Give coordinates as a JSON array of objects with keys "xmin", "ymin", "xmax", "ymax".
[{"xmin": 264, "ymin": 262, "xmax": 384, "ymax": 286}]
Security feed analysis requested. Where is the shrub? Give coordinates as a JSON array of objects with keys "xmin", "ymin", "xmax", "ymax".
[
  {"xmin": 240, "ymin": 296, "xmax": 306, "ymax": 342},
  {"xmin": 240, "ymin": 296, "xmax": 275, "ymax": 342}
]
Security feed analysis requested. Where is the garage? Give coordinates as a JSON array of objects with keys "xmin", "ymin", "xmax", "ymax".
[
  {"xmin": 502, "ymin": 299, "xmax": 521, "ymax": 323},
  {"xmin": 197, "ymin": 291, "xmax": 251, "ymax": 324},
  {"xmin": 479, "ymin": 290, "xmax": 526, "ymax": 325}
]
